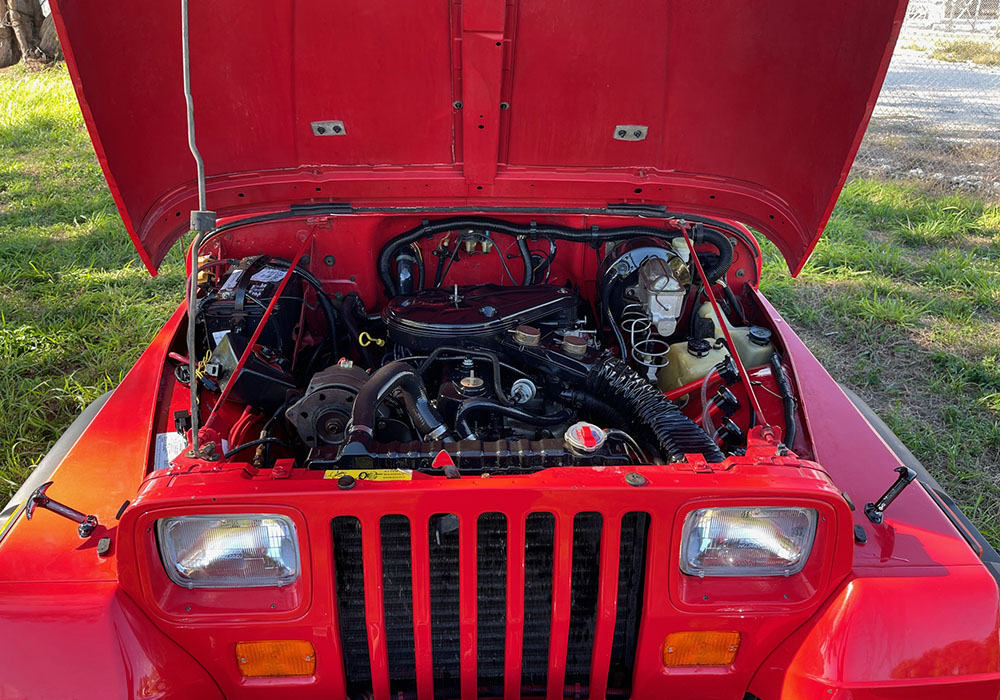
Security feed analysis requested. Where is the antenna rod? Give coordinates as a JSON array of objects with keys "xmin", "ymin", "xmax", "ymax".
[{"xmin": 181, "ymin": 0, "xmax": 215, "ymax": 458}]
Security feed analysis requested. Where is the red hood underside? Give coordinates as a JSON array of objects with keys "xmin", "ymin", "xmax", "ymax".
[{"xmin": 50, "ymin": 0, "xmax": 905, "ymax": 274}]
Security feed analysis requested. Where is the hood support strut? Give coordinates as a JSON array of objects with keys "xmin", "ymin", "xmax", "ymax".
[{"xmin": 181, "ymin": 0, "xmax": 216, "ymax": 458}]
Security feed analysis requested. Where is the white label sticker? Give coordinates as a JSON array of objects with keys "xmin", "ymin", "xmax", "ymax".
[
  {"xmin": 250, "ymin": 267, "xmax": 287, "ymax": 283},
  {"xmin": 154, "ymin": 432, "xmax": 188, "ymax": 470},
  {"xmin": 219, "ymin": 268, "xmax": 243, "ymax": 291},
  {"xmin": 211, "ymin": 330, "xmax": 230, "ymax": 346}
]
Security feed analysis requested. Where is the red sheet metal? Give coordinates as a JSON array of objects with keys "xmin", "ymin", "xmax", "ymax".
[
  {"xmin": 589, "ymin": 514, "xmax": 622, "ymax": 699},
  {"xmin": 503, "ymin": 513, "xmax": 526, "ymax": 700},
  {"xmin": 49, "ymin": 0, "xmax": 907, "ymax": 274},
  {"xmin": 459, "ymin": 514, "xmax": 479, "ymax": 700},
  {"xmin": 410, "ymin": 517, "xmax": 436, "ymax": 700},
  {"xmin": 361, "ymin": 516, "xmax": 392, "ymax": 700},
  {"xmin": 546, "ymin": 513, "xmax": 574, "ymax": 699}
]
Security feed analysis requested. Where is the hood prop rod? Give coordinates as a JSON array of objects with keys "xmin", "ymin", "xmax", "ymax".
[
  {"xmin": 181, "ymin": 0, "xmax": 216, "ymax": 458},
  {"xmin": 26, "ymin": 482, "xmax": 98, "ymax": 539},
  {"xmin": 678, "ymin": 221, "xmax": 769, "ymax": 432}
]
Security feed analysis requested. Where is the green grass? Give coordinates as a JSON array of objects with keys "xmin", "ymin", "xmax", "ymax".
[
  {"xmin": 2, "ymin": 64, "xmax": 1000, "ymax": 547},
  {"xmin": 0, "ymin": 63, "xmax": 188, "ymax": 495},
  {"xmin": 761, "ymin": 181, "xmax": 1000, "ymax": 545},
  {"xmin": 930, "ymin": 39, "xmax": 1000, "ymax": 67}
]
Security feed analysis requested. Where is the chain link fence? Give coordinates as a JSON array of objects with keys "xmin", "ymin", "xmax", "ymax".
[{"xmin": 851, "ymin": 0, "xmax": 1000, "ymax": 197}]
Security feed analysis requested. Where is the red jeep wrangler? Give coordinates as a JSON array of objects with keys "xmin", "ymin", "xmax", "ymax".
[{"xmin": 2, "ymin": 2, "xmax": 998, "ymax": 699}]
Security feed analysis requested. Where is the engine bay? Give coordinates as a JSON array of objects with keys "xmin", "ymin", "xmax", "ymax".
[{"xmin": 165, "ymin": 215, "xmax": 802, "ymax": 475}]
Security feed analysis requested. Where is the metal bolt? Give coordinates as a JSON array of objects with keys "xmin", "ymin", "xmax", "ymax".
[
  {"xmin": 185, "ymin": 605, "xmax": 192, "ymax": 611},
  {"xmin": 625, "ymin": 472, "xmax": 647, "ymax": 487},
  {"xmin": 271, "ymin": 603, "xmax": 277, "ymax": 609},
  {"xmin": 633, "ymin": 130, "xmax": 642, "ymax": 138},
  {"xmin": 240, "ymin": 657, "xmax": 247, "ymax": 664},
  {"xmin": 500, "ymin": 102, "xmax": 510, "ymax": 110},
  {"xmin": 666, "ymin": 647, "xmax": 675, "ymax": 653},
  {"xmin": 300, "ymin": 255, "xmax": 310, "ymax": 265},
  {"xmin": 702, "ymin": 594, "xmax": 709, "ymax": 600},
  {"xmin": 316, "ymin": 126, "xmax": 326, "ymax": 134},
  {"xmin": 735, "ymin": 269, "xmax": 746, "ymax": 278},
  {"xmin": 453, "ymin": 100, "xmax": 463, "ymax": 109},
  {"xmin": 332, "ymin": 124, "xmax": 342, "ymax": 134},
  {"xmin": 618, "ymin": 129, "xmax": 627, "ymax": 137},
  {"xmin": 324, "ymin": 255, "xmax": 336, "ymax": 266}
]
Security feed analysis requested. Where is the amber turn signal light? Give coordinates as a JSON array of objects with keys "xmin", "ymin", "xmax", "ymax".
[
  {"xmin": 662, "ymin": 631, "xmax": 740, "ymax": 667},
  {"xmin": 236, "ymin": 640, "xmax": 316, "ymax": 678}
]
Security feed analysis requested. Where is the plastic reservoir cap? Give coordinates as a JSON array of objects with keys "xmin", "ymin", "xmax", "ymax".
[{"xmin": 565, "ymin": 421, "xmax": 607, "ymax": 453}]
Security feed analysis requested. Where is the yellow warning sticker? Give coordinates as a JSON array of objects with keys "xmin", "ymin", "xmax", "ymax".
[{"xmin": 323, "ymin": 469, "xmax": 413, "ymax": 482}]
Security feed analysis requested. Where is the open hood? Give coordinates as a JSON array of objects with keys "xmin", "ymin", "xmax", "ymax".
[{"xmin": 50, "ymin": 0, "xmax": 905, "ymax": 274}]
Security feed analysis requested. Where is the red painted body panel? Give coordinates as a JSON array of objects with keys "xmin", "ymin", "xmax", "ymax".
[
  {"xmin": 1, "ymin": 278, "xmax": 997, "ymax": 698},
  {"xmin": 47, "ymin": 0, "xmax": 906, "ymax": 273},
  {"xmin": 7, "ymin": 5, "xmax": 999, "ymax": 691}
]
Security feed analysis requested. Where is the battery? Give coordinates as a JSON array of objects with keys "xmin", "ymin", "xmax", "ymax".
[{"xmin": 200, "ymin": 256, "xmax": 303, "ymax": 359}]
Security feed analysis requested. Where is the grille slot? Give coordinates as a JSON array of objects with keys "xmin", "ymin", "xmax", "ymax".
[
  {"xmin": 380, "ymin": 515, "xmax": 417, "ymax": 695},
  {"xmin": 331, "ymin": 516, "xmax": 371, "ymax": 696},
  {"xmin": 565, "ymin": 512, "xmax": 604, "ymax": 695},
  {"xmin": 331, "ymin": 510, "xmax": 649, "ymax": 699},
  {"xmin": 477, "ymin": 513, "xmax": 508, "ymax": 695}
]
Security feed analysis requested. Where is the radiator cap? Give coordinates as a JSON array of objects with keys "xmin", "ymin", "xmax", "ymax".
[{"xmin": 565, "ymin": 421, "xmax": 607, "ymax": 453}]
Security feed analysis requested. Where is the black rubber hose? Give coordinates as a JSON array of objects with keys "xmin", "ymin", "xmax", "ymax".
[
  {"xmin": 586, "ymin": 354, "xmax": 724, "ymax": 463},
  {"xmin": 558, "ymin": 389, "xmax": 630, "ymax": 430},
  {"xmin": 692, "ymin": 223, "xmax": 734, "ymax": 284},
  {"xmin": 378, "ymin": 218, "xmax": 736, "ymax": 297},
  {"xmin": 601, "ymin": 275, "xmax": 628, "ymax": 355},
  {"xmin": 342, "ymin": 293, "xmax": 375, "ymax": 368},
  {"xmin": 770, "ymin": 353, "xmax": 797, "ymax": 447},
  {"xmin": 414, "ymin": 346, "xmax": 515, "ymax": 406},
  {"xmin": 348, "ymin": 361, "xmax": 452, "ymax": 447},
  {"xmin": 722, "ymin": 284, "xmax": 748, "ymax": 325},
  {"xmin": 225, "ymin": 437, "xmax": 288, "ymax": 460},
  {"xmin": 454, "ymin": 399, "xmax": 572, "ymax": 440},
  {"xmin": 395, "ymin": 250, "xmax": 418, "ymax": 295},
  {"xmin": 517, "ymin": 237, "xmax": 533, "ymax": 285}
]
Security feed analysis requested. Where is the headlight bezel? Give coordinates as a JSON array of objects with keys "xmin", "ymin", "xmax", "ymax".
[
  {"xmin": 679, "ymin": 505, "xmax": 818, "ymax": 577},
  {"xmin": 156, "ymin": 513, "xmax": 301, "ymax": 589},
  {"xmin": 130, "ymin": 504, "xmax": 311, "ymax": 621},
  {"xmin": 669, "ymin": 496, "xmax": 843, "ymax": 612}
]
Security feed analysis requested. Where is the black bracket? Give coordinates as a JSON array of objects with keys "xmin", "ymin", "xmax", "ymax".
[
  {"xmin": 864, "ymin": 467, "xmax": 917, "ymax": 525},
  {"xmin": 25, "ymin": 482, "xmax": 99, "ymax": 538}
]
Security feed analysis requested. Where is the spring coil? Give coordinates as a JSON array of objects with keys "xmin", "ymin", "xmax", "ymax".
[{"xmin": 586, "ymin": 353, "xmax": 724, "ymax": 463}]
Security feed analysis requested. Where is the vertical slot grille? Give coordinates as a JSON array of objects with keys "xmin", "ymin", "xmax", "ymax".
[
  {"xmin": 331, "ymin": 516, "xmax": 371, "ymax": 696},
  {"xmin": 521, "ymin": 512, "xmax": 555, "ymax": 695},
  {"xmin": 332, "ymin": 509, "xmax": 649, "ymax": 700},
  {"xmin": 607, "ymin": 511, "xmax": 651, "ymax": 699},
  {"xmin": 477, "ymin": 512, "xmax": 508, "ymax": 696},
  {"xmin": 381, "ymin": 515, "xmax": 417, "ymax": 696},
  {"xmin": 565, "ymin": 512, "xmax": 604, "ymax": 695},
  {"xmin": 428, "ymin": 513, "xmax": 461, "ymax": 700}
]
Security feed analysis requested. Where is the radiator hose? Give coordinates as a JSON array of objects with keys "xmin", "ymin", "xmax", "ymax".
[
  {"xmin": 347, "ymin": 361, "xmax": 453, "ymax": 447},
  {"xmin": 586, "ymin": 354, "xmax": 725, "ymax": 463}
]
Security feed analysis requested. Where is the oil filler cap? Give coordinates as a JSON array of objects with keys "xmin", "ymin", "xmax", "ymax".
[{"xmin": 565, "ymin": 421, "xmax": 607, "ymax": 453}]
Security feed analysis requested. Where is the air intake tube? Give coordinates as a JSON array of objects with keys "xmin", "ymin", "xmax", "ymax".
[
  {"xmin": 347, "ymin": 361, "xmax": 453, "ymax": 448},
  {"xmin": 586, "ymin": 354, "xmax": 725, "ymax": 463}
]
